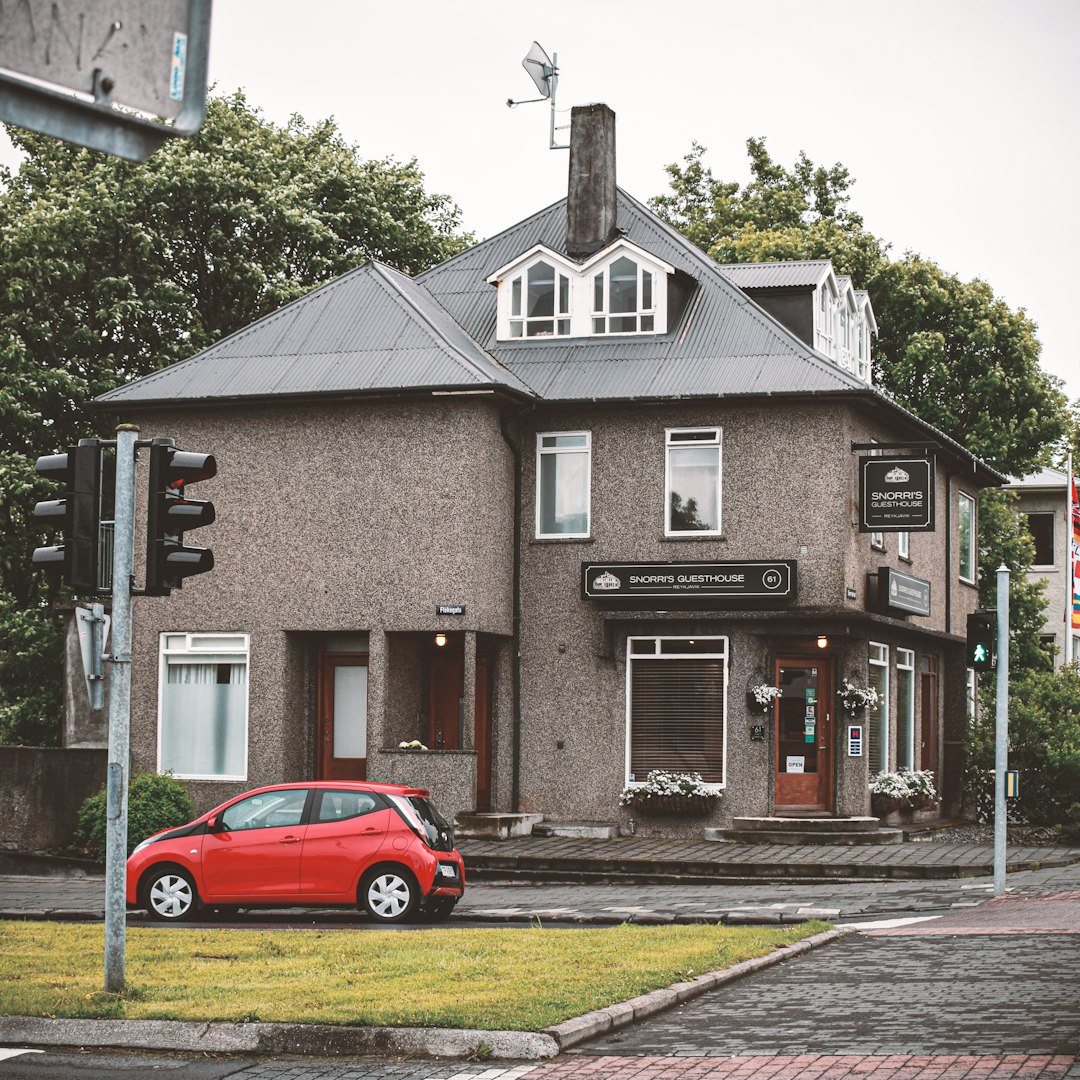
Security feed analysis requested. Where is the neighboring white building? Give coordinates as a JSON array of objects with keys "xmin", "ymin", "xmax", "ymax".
[{"xmin": 1004, "ymin": 466, "xmax": 1079, "ymax": 666}]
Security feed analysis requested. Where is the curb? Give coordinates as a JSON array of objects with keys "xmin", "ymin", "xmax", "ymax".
[
  {"xmin": 543, "ymin": 926, "xmax": 852, "ymax": 1050},
  {"xmin": 0, "ymin": 928, "xmax": 850, "ymax": 1061},
  {"xmin": 0, "ymin": 1017, "xmax": 558, "ymax": 1061}
]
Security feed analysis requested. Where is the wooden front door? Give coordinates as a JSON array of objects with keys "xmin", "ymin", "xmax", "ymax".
[
  {"xmin": 774, "ymin": 656, "xmax": 834, "ymax": 813},
  {"xmin": 428, "ymin": 643, "xmax": 464, "ymax": 751},
  {"xmin": 317, "ymin": 652, "xmax": 368, "ymax": 780},
  {"xmin": 919, "ymin": 654, "xmax": 939, "ymax": 778}
]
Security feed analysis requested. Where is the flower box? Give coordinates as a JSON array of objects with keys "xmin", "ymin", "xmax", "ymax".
[
  {"xmin": 629, "ymin": 793, "xmax": 717, "ymax": 816},
  {"xmin": 871, "ymin": 793, "xmax": 907, "ymax": 815}
]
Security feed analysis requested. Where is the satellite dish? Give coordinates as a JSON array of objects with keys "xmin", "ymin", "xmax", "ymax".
[
  {"xmin": 507, "ymin": 41, "xmax": 568, "ymax": 150},
  {"xmin": 522, "ymin": 41, "xmax": 555, "ymax": 99}
]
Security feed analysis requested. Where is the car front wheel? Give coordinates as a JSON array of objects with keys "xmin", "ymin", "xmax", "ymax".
[
  {"xmin": 360, "ymin": 867, "xmax": 419, "ymax": 924},
  {"xmin": 141, "ymin": 867, "xmax": 199, "ymax": 922}
]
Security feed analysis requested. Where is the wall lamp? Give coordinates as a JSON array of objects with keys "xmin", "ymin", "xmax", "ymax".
[
  {"xmin": 434, "ymin": 632, "xmax": 447, "ymax": 648},
  {"xmin": 817, "ymin": 635, "xmax": 829, "ymax": 650}
]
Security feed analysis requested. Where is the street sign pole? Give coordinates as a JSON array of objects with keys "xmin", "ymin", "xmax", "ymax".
[
  {"xmin": 993, "ymin": 564, "xmax": 1010, "ymax": 896},
  {"xmin": 104, "ymin": 424, "xmax": 138, "ymax": 993}
]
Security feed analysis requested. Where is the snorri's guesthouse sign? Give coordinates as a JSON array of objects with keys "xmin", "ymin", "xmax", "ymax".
[
  {"xmin": 582, "ymin": 560, "xmax": 797, "ymax": 604},
  {"xmin": 859, "ymin": 455, "xmax": 936, "ymax": 532}
]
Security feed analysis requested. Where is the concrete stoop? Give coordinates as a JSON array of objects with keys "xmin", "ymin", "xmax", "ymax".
[
  {"xmin": 454, "ymin": 812, "xmax": 543, "ymax": 840},
  {"xmin": 532, "ymin": 821, "xmax": 620, "ymax": 839},
  {"xmin": 706, "ymin": 816, "xmax": 903, "ymax": 846}
]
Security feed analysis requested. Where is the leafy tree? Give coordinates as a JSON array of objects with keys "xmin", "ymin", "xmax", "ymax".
[
  {"xmin": 0, "ymin": 91, "xmax": 472, "ymax": 745},
  {"xmin": 651, "ymin": 139, "xmax": 1069, "ymax": 479}
]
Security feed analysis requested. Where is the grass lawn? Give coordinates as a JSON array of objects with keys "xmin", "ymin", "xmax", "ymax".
[{"xmin": 1, "ymin": 919, "xmax": 828, "ymax": 1031}]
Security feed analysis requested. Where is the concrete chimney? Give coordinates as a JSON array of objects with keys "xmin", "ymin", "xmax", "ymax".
[{"xmin": 566, "ymin": 103, "xmax": 617, "ymax": 258}]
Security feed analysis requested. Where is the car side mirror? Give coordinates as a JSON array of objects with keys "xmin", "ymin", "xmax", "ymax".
[{"xmin": 207, "ymin": 815, "xmax": 227, "ymax": 833}]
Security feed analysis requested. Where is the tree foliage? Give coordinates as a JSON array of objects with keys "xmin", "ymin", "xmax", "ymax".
[
  {"xmin": 651, "ymin": 139, "xmax": 1069, "ymax": 479},
  {"xmin": 0, "ymin": 92, "xmax": 472, "ymax": 745}
]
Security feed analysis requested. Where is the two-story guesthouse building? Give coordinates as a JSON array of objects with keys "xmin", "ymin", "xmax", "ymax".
[{"xmin": 94, "ymin": 105, "xmax": 1002, "ymax": 837}]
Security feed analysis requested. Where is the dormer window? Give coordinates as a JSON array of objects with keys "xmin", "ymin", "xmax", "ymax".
[
  {"xmin": 592, "ymin": 256, "xmax": 655, "ymax": 334},
  {"xmin": 510, "ymin": 260, "xmax": 571, "ymax": 338},
  {"xmin": 489, "ymin": 242, "xmax": 674, "ymax": 342}
]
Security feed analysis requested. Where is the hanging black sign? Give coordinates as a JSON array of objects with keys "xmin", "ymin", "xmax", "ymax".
[
  {"xmin": 581, "ymin": 560, "xmax": 797, "ymax": 602},
  {"xmin": 859, "ymin": 455, "xmax": 935, "ymax": 532}
]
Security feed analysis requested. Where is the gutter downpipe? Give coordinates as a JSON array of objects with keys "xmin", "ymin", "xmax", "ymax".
[
  {"xmin": 946, "ymin": 473, "xmax": 952, "ymax": 634},
  {"xmin": 500, "ymin": 400, "xmax": 536, "ymax": 813}
]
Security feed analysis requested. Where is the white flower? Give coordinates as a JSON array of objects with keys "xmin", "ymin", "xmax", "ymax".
[
  {"xmin": 619, "ymin": 770, "xmax": 720, "ymax": 805},
  {"xmin": 398, "ymin": 740, "xmax": 428, "ymax": 751},
  {"xmin": 749, "ymin": 684, "xmax": 783, "ymax": 710},
  {"xmin": 840, "ymin": 679, "xmax": 879, "ymax": 711},
  {"xmin": 869, "ymin": 768, "xmax": 937, "ymax": 800}
]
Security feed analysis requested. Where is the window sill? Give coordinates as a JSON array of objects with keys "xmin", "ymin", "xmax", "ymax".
[
  {"xmin": 530, "ymin": 536, "xmax": 595, "ymax": 546},
  {"xmin": 660, "ymin": 533, "xmax": 727, "ymax": 542}
]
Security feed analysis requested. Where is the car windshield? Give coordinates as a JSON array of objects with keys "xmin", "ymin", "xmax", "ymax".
[{"xmin": 387, "ymin": 794, "xmax": 454, "ymax": 851}]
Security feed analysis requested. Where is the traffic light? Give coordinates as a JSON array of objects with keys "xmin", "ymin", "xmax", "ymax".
[
  {"xmin": 966, "ymin": 609, "xmax": 996, "ymax": 671},
  {"xmin": 32, "ymin": 439, "xmax": 101, "ymax": 592},
  {"xmin": 145, "ymin": 438, "xmax": 216, "ymax": 594}
]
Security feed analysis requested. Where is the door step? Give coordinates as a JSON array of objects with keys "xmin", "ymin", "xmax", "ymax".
[
  {"xmin": 532, "ymin": 821, "xmax": 620, "ymax": 840},
  {"xmin": 454, "ymin": 812, "xmax": 543, "ymax": 841},
  {"xmin": 706, "ymin": 816, "xmax": 902, "ymax": 846}
]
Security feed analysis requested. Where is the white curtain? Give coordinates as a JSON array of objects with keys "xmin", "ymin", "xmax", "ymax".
[{"xmin": 161, "ymin": 660, "xmax": 247, "ymax": 777}]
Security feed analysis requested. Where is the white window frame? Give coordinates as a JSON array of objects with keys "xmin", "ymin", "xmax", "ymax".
[
  {"xmin": 507, "ymin": 259, "xmax": 572, "ymax": 339},
  {"xmin": 624, "ymin": 635, "xmax": 728, "ymax": 789},
  {"xmin": 158, "ymin": 632, "xmax": 250, "ymax": 781},
  {"xmin": 898, "ymin": 531, "xmax": 910, "ymax": 560},
  {"xmin": 868, "ymin": 641, "xmax": 890, "ymax": 775},
  {"xmin": 665, "ymin": 427, "xmax": 722, "ymax": 536},
  {"xmin": 488, "ymin": 241, "xmax": 672, "ymax": 341},
  {"xmin": 591, "ymin": 253, "xmax": 658, "ymax": 336},
  {"xmin": 958, "ymin": 491, "xmax": 977, "ymax": 584},
  {"xmin": 535, "ymin": 431, "xmax": 591, "ymax": 539},
  {"xmin": 896, "ymin": 648, "xmax": 915, "ymax": 770}
]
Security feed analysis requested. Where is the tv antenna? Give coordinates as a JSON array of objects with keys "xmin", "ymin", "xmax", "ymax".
[{"xmin": 507, "ymin": 41, "xmax": 569, "ymax": 150}]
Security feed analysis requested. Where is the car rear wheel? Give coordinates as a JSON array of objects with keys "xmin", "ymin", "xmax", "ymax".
[
  {"xmin": 140, "ymin": 867, "xmax": 198, "ymax": 922},
  {"xmin": 360, "ymin": 867, "xmax": 419, "ymax": 923}
]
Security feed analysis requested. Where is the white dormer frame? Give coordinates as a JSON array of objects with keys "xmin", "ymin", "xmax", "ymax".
[
  {"xmin": 488, "ymin": 241, "xmax": 674, "ymax": 341},
  {"xmin": 813, "ymin": 270, "xmax": 840, "ymax": 357},
  {"xmin": 854, "ymin": 290, "xmax": 877, "ymax": 384}
]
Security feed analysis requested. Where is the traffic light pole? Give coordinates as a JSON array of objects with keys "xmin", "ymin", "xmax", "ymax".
[
  {"xmin": 104, "ymin": 424, "xmax": 138, "ymax": 992},
  {"xmin": 993, "ymin": 564, "xmax": 1010, "ymax": 896}
]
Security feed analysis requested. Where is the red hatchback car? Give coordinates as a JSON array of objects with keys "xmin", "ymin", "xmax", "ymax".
[{"xmin": 126, "ymin": 781, "xmax": 465, "ymax": 924}]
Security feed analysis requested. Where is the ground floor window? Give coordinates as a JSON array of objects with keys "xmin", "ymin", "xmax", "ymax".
[
  {"xmin": 867, "ymin": 641, "xmax": 889, "ymax": 774},
  {"xmin": 159, "ymin": 633, "xmax": 249, "ymax": 780},
  {"xmin": 626, "ymin": 636, "xmax": 727, "ymax": 785}
]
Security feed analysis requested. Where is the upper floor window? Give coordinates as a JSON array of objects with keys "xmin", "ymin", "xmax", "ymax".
[
  {"xmin": 593, "ymin": 256, "xmax": 654, "ymax": 334},
  {"xmin": 958, "ymin": 491, "xmax": 977, "ymax": 583},
  {"xmin": 536, "ymin": 432, "xmax": 590, "ymax": 538},
  {"xmin": 510, "ymin": 260, "xmax": 570, "ymax": 338},
  {"xmin": 898, "ymin": 531, "xmax": 910, "ymax": 560},
  {"xmin": 666, "ymin": 428, "xmax": 721, "ymax": 536},
  {"xmin": 1023, "ymin": 512, "xmax": 1055, "ymax": 566},
  {"xmin": 489, "ymin": 242, "xmax": 673, "ymax": 341}
]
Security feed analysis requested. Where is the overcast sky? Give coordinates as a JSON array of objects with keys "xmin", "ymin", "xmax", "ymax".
[{"xmin": 6, "ymin": 0, "xmax": 1079, "ymax": 404}]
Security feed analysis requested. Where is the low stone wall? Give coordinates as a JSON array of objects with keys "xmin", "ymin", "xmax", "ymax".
[
  {"xmin": 0, "ymin": 747, "xmax": 107, "ymax": 854},
  {"xmin": 367, "ymin": 748, "xmax": 477, "ymax": 824}
]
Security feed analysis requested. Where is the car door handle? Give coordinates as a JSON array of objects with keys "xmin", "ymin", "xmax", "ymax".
[{"xmin": 279, "ymin": 836, "xmax": 302, "ymax": 845}]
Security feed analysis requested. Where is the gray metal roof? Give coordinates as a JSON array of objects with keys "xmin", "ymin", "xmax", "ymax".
[
  {"xmin": 418, "ymin": 191, "xmax": 868, "ymax": 402},
  {"xmin": 1004, "ymin": 465, "xmax": 1069, "ymax": 490},
  {"xmin": 96, "ymin": 261, "xmax": 534, "ymax": 406},
  {"xmin": 714, "ymin": 260, "xmax": 834, "ymax": 290}
]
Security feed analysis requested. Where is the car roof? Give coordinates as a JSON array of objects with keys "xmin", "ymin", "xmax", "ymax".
[{"xmin": 234, "ymin": 781, "xmax": 431, "ymax": 798}]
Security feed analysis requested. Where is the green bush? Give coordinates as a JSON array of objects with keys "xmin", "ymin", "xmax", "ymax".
[
  {"xmin": 73, "ymin": 772, "xmax": 195, "ymax": 859},
  {"xmin": 964, "ymin": 663, "xmax": 1080, "ymax": 837}
]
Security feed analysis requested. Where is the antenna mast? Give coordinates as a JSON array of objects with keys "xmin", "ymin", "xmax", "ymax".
[{"xmin": 507, "ymin": 41, "xmax": 569, "ymax": 150}]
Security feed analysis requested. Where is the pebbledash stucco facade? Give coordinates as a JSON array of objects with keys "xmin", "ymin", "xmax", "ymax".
[{"xmin": 94, "ymin": 105, "xmax": 1002, "ymax": 838}]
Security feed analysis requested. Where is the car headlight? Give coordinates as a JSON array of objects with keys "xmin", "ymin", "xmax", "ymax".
[{"xmin": 130, "ymin": 837, "xmax": 156, "ymax": 856}]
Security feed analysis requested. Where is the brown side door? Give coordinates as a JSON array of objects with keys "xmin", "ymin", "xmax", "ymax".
[
  {"xmin": 316, "ymin": 652, "xmax": 368, "ymax": 781},
  {"xmin": 774, "ymin": 656, "xmax": 835, "ymax": 813},
  {"xmin": 428, "ymin": 644, "xmax": 464, "ymax": 751}
]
